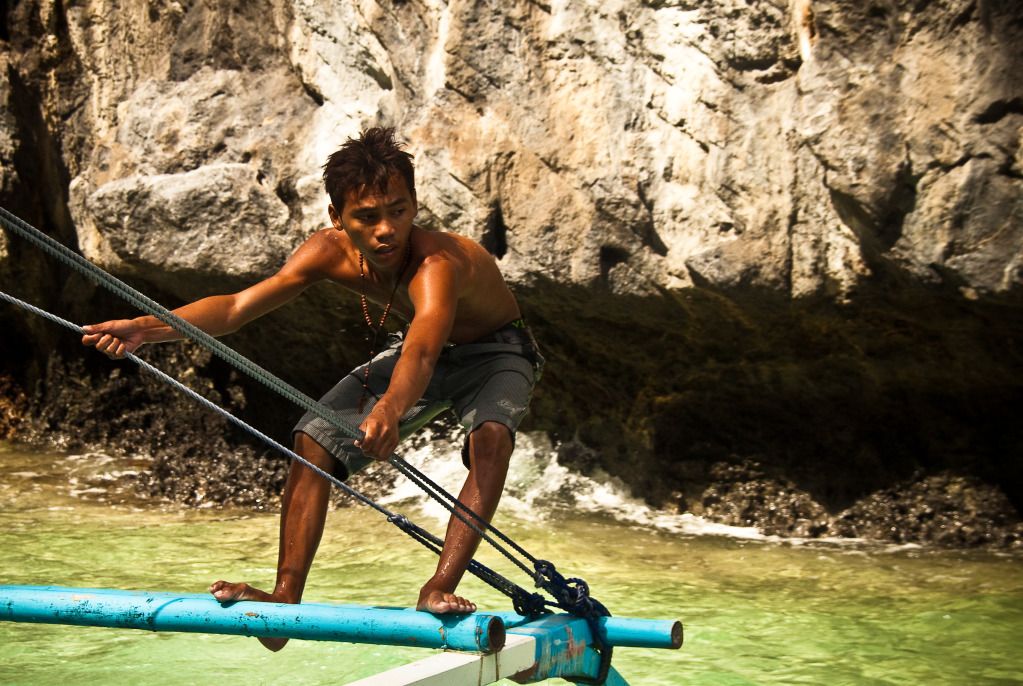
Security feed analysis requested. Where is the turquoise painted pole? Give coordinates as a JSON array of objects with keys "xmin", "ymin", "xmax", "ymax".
[
  {"xmin": 499, "ymin": 611, "xmax": 683, "ymax": 650},
  {"xmin": 0, "ymin": 586, "xmax": 505, "ymax": 653},
  {"xmin": 0, "ymin": 586, "xmax": 682, "ymax": 654}
]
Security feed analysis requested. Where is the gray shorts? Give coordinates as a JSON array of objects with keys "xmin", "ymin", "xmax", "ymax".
[{"xmin": 292, "ymin": 330, "xmax": 542, "ymax": 479}]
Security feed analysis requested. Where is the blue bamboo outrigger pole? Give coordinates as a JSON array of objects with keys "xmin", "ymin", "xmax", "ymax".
[
  {"xmin": 0, "ymin": 585, "xmax": 682, "ymax": 684},
  {"xmin": 0, "ymin": 586, "xmax": 505, "ymax": 652}
]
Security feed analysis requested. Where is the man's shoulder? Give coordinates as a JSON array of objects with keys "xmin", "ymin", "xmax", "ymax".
[
  {"xmin": 304, "ymin": 226, "xmax": 347, "ymax": 247},
  {"xmin": 284, "ymin": 227, "xmax": 354, "ymax": 280},
  {"xmin": 416, "ymin": 227, "xmax": 485, "ymax": 258},
  {"xmin": 299, "ymin": 227, "xmax": 354, "ymax": 257}
]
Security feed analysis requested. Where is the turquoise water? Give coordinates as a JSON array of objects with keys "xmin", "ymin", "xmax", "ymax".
[{"xmin": 2, "ymin": 442, "xmax": 1022, "ymax": 685}]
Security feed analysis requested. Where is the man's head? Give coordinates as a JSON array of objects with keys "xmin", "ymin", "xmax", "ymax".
[
  {"xmin": 324, "ymin": 128, "xmax": 419, "ymax": 272},
  {"xmin": 322, "ymin": 127, "xmax": 416, "ymax": 212}
]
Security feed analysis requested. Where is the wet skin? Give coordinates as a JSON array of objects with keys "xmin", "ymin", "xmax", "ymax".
[{"xmin": 82, "ymin": 175, "xmax": 523, "ymax": 649}]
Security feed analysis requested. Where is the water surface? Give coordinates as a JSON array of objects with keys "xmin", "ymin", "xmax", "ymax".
[{"xmin": 2, "ymin": 441, "xmax": 1021, "ymax": 685}]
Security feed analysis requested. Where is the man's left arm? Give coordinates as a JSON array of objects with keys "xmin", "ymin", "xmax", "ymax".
[{"xmin": 356, "ymin": 258, "xmax": 458, "ymax": 459}]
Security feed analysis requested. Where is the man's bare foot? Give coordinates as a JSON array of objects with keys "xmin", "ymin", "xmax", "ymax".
[
  {"xmin": 209, "ymin": 580, "xmax": 276, "ymax": 603},
  {"xmin": 208, "ymin": 580, "xmax": 290, "ymax": 652},
  {"xmin": 416, "ymin": 587, "xmax": 477, "ymax": 614}
]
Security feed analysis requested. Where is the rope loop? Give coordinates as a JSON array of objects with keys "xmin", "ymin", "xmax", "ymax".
[
  {"xmin": 512, "ymin": 590, "xmax": 549, "ymax": 618},
  {"xmin": 534, "ymin": 559, "xmax": 610, "ymax": 619},
  {"xmin": 533, "ymin": 559, "xmax": 613, "ymax": 684}
]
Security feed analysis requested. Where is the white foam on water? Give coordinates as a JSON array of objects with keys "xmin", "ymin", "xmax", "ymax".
[
  {"xmin": 69, "ymin": 487, "xmax": 108, "ymax": 497},
  {"xmin": 381, "ymin": 429, "xmax": 767, "ymax": 540},
  {"xmin": 59, "ymin": 450, "xmax": 149, "ymax": 502}
]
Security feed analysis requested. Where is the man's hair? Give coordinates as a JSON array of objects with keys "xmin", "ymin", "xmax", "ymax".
[{"xmin": 322, "ymin": 127, "xmax": 416, "ymax": 210}]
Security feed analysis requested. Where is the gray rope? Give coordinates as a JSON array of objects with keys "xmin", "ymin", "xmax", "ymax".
[
  {"xmin": 389, "ymin": 455, "xmax": 539, "ymax": 567},
  {"xmin": 0, "ymin": 207, "xmax": 594, "ymax": 618},
  {"xmin": 0, "ymin": 287, "xmax": 536, "ymax": 605},
  {"xmin": 0, "ymin": 288, "xmax": 382, "ymax": 513},
  {"xmin": 0, "ymin": 206, "xmax": 361, "ymax": 439},
  {"xmin": 0, "ymin": 206, "xmax": 541, "ymax": 577}
]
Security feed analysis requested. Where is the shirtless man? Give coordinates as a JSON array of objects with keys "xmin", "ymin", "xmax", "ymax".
[{"xmin": 81, "ymin": 128, "xmax": 541, "ymax": 651}]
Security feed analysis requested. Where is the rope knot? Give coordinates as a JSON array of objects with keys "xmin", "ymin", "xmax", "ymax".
[
  {"xmin": 532, "ymin": 560, "xmax": 610, "ymax": 619},
  {"xmin": 387, "ymin": 514, "xmax": 411, "ymax": 531},
  {"xmin": 512, "ymin": 590, "xmax": 549, "ymax": 618},
  {"xmin": 532, "ymin": 559, "xmax": 613, "ymax": 685}
]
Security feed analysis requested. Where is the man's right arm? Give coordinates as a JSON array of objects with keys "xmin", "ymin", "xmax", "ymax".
[{"xmin": 82, "ymin": 231, "xmax": 336, "ymax": 358}]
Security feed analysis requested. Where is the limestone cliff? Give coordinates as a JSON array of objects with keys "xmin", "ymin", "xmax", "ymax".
[{"xmin": 1, "ymin": 0, "xmax": 1021, "ymax": 541}]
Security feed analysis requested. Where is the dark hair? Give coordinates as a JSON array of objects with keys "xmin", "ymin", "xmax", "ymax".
[{"xmin": 322, "ymin": 127, "xmax": 416, "ymax": 210}]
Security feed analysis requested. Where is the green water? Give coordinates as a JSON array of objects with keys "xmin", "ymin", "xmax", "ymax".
[{"xmin": 2, "ymin": 442, "xmax": 1022, "ymax": 685}]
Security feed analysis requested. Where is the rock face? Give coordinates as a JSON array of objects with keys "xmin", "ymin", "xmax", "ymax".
[
  {"xmin": 1, "ymin": 1, "xmax": 1022, "ymax": 542},
  {"xmin": 3, "ymin": 0, "xmax": 1020, "ymax": 298},
  {"xmin": 830, "ymin": 472, "xmax": 1023, "ymax": 547},
  {"xmin": 695, "ymin": 460, "xmax": 831, "ymax": 538}
]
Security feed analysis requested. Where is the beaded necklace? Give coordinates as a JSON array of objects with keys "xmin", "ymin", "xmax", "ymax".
[{"xmin": 357, "ymin": 238, "xmax": 413, "ymax": 412}]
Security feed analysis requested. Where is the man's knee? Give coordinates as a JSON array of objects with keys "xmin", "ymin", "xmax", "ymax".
[
  {"xmin": 467, "ymin": 422, "xmax": 513, "ymax": 469},
  {"xmin": 293, "ymin": 432, "xmax": 340, "ymax": 474}
]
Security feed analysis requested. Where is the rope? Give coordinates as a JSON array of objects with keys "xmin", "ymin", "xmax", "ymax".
[
  {"xmin": 389, "ymin": 455, "xmax": 538, "ymax": 576},
  {"xmin": 0, "ymin": 207, "xmax": 524, "ymax": 564},
  {"xmin": 0, "ymin": 206, "xmax": 359, "ymax": 439},
  {"xmin": 1, "ymin": 207, "xmax": 614, "ymax": 676},
  {"xmin": 0, "ymin": 287, "xmax": 533, "ymax": 606}
]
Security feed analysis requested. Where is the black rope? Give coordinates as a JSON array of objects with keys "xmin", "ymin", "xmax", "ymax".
[
  {"xmin": 534, "ymin": 560, "xmax": 614, "ymax": 683},
  {"xmin": 388, "ymin": 454, "xmax": 537, "ymax": 576}
]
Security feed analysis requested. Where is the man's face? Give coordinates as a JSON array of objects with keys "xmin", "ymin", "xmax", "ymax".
[{"xmin": 329, "ymin": 174, "xmax": 417, "ymax": 273}]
